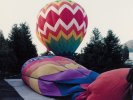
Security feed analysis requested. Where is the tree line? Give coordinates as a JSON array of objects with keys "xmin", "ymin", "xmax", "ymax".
[
  {"xmin": 0, "ymin": 23, "xmax": 130, "ymax": 79},
  {"xmin": 0, "ymin": 23, "xmax": 37, "ymax": 79},
  {"xmin": 74, "ymin": 28, "xmax": 129, "ymax": 73}
]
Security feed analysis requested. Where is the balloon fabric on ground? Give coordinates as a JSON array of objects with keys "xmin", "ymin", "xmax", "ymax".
[
  {"xmin": 36, "ymin": 0, "xmax": 88, "ymax": 56},
  {"xmin": 21, "ymin": 56, "xmax": 99, "ymax": 99},
  {"xmin": 84, "ymin": 68, "xmax": 131, "ymax": 100}
]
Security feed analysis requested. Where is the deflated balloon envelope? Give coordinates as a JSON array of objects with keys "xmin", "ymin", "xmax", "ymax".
[
  {"xmin": 21, "ymin": 56, "xmax": 99, "ymax": 97},
  {"xmin": 36, "ymin": 0, "xmax": 88, "ymax": 56}
]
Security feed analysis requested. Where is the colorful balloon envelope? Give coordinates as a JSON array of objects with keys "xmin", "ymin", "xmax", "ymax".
[
  {"xmin": 36, "ymin": 0, "xmax": 88, "ymax": 56},
  {"xmin": 21, "ymin": 56, "xmax": 99, "ymax": 98}
]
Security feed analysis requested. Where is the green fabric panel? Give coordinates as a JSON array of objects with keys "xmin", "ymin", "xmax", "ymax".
[{"xmin": 46, "ymin": 36, "xmax": 81, "ymax": 55}]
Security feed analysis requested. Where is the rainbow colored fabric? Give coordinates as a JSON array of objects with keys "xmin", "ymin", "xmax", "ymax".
[
  {"xmin": 36, "ymin": 0, "xmax": 88, "ymax": 55},
  {"xmin": 22, "ymin": 56, "xmax": 99, "ymax": 99}
]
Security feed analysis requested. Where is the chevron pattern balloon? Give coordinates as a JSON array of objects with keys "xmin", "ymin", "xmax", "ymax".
[{"xmin": 36, "ymin": 0, "xmax": 88, "ymax": 56}]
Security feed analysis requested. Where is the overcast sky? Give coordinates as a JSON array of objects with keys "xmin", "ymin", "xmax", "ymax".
[{"xmin": 0, "ymin": 0, "xmax": 133, "ymax": 54}]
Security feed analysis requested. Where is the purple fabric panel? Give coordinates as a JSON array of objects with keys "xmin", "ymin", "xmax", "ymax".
[
  {"xmin": 39, "ymin": 67, "xmax": 91, "ymax": 81},
  {"xmin": 38, "ymin": 80, "xmax": 61, "ymax": 96},
  {"xmin": 77, "ymin": 66, "xmax": 92, "ymax": 75}
]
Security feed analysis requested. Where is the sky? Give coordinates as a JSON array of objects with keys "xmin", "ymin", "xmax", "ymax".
[{"xmin": 0, "ymin": 0, "xmax": 133, "ymax": 54}]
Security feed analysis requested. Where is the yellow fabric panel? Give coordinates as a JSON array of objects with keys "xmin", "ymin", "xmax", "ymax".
[
  {"xmin": 65, "ymin": 63, "xmax": 79, "ymax": 69},
  {"xmin": 31, "ymin": 64, "xmax": 67, "ymax": 78},
  {"xmin": 29, "ymin": 78, "xmax": 41, "ymax": 94},
  {"xmin": 25, "ymin": 61, "xmax": 60, "ymax": 75},
  {"xmin": 25, "ymin": 61, "xmax": 46, "ymax": 75}
]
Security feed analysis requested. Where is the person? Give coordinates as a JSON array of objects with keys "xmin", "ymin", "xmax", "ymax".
[{"xmin": 76, "ymin": 68, "xmax": 132, "ymax": 100}]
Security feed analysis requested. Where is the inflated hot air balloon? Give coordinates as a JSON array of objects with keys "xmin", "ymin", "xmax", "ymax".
[
  {"xmin": 22, "ymin": 56, "xmax": 99, "ymax": 99},
  {"xmin": 36, "ymin": 0, "xmax": 88, "ymax": 56}
]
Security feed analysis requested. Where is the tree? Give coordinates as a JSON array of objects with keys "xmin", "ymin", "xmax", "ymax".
[
  {"xmin": 0, "ymin": 30, "xmax": 5, "ymax": 48},
  {"xmin": 74, "ymin": 53, "xmax": 84, "ymax": 65},
  {"xmin": 74, "ymin": 28, "xmax": 105, "ymax": 72},
  {"xmin": 121, "ymin": 45, "xmax": 129, "ymax": 62},
  {"xmin": 0, "ymin": 32, "xmax": 17, "ymax": 79},
  {"xmin": 8, "ymin": 23, "xmax": 38, "ymax": 73},
  {"xmin": 103, "ymin": 30, "xmax": 123, "ymax": 68}
]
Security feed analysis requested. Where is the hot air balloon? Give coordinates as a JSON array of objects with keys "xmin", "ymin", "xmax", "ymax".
[
  {"xmin": 81, "ymin": 68, "xmax": 131, "ymax": 100},
  {"xmin": 21, "ymin": 56, "xmax": 99, "ymax": 99},
  {"xmin": 36, "ymin": 0, "xmax": 88, "ymax": 56},
  {"xmin": 21, "ymin": 56, "xmax": 132, "ymax": 100}
]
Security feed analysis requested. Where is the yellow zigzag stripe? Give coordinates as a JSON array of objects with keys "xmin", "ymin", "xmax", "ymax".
[{"xmin": 37, "ymin": 30, "xmax": 84, "ymax": 44}]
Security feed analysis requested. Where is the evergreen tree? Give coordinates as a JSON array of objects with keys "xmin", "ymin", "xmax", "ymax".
[
  {"xmin": 74, "ymin": 53, "xmax": 84, "ymax": 65},
  {"xmin": 0, "ymin": 30, "xmax": 5, "ymax": 48},
  {"xmin": 8, "ymin": 23, "xmax": 38, "ymax": 73},
  {"xmin": 121, "ymin": 45, "xmax": 129, "ymax": 62},
  {"xmin": 0, "ymin": 32, "xmax": 17, "ymax": 79},
  {"xmin": 91, "ymin": 28, "xmax": 102, "ymax": 43},
  {"xmin": 103, "ymin": 30, "xmax": 123, "ymax": 68},
  {"xmin": 76, "ymin": 28, "xmax": 105, "ymax": 72}
]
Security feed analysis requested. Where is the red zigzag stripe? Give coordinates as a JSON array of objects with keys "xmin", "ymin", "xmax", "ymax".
[
  {"xmin": 40, "ymin": 8, "xmax": 86, "ymax": 26},
  {"xmin": 37, "ymin": 10, "xmax": 88, "ymax": 30},
  {"xmin": 37, "ymin": 24, "xmax": 86, "ymax": 40}
]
